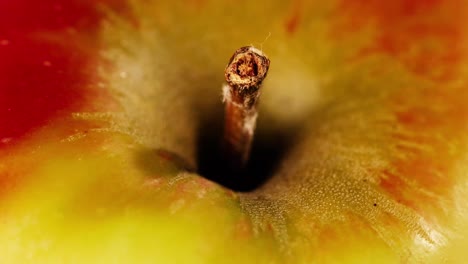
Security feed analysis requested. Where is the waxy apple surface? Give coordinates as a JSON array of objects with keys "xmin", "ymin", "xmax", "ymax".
[{"xmin": 1, "ymin": 0, "xmax": 468, "ymax": 263}]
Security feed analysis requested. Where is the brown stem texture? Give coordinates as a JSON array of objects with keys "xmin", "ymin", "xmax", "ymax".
[{"xmin": 222, "ymin": 46, "xmax": 270, "ymax": 170}]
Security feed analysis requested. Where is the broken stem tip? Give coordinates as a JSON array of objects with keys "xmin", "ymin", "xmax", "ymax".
[{"xmin": 222, "ymin": 46, "xmax": 270, "ymax": 170}]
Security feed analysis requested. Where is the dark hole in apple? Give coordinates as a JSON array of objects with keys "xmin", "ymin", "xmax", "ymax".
[
  {"xmin": 196, "ymin": 105, "xmax": 298, "ymax": 192},
  {"xmin": 134, "ymin": 103, "xmax": 295, "ymax": 192}
]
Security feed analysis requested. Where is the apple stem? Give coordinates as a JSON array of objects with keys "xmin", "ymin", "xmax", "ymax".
[{"xmin": 222, "ymin": 46, "xmax": 270, "ymax": 170}]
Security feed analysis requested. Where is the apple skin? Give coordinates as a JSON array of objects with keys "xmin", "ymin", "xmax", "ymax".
[{"xmin": 1, "ymin": 0, "xmax": 468, "ymax": 263}]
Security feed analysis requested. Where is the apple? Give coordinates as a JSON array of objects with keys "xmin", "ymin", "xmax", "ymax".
[{"xmin": 1, "ymin": 0, "xmax": 468, "ymax": 263}]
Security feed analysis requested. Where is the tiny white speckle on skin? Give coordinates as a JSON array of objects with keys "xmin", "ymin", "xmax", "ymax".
[
  {"xmin": 43, "ymin": 61, "xmax": 52, "ymax": 67},
  {"xmin": 143, "ymin": 178, "xmax": 163, "ymax": 188},
  {"xmin": 0, "ymin": 39, "xmax": 9, "ymax": 46}
]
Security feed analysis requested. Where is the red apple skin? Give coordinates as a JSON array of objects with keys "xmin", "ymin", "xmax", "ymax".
[{"xmin": 1, "ymin": 0, "xmax": 468, "ymax": 263}]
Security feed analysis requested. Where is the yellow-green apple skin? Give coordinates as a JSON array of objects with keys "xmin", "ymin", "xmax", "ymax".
[{"xmin": 1, "ymin": 0, "xmax": 468, "ymax": 263}]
